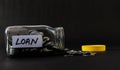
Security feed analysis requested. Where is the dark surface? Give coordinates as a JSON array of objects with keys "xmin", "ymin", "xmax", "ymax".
[
  {"xmin": 0, "ymin": 47, "xmax": 120, "ymax": 70},
  {"xmin": 0, "ymin": 0, "xmax": 120, "ymax": 70}
]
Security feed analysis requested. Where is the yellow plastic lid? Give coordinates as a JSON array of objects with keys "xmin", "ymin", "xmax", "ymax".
[{"xmin": 82, "ymin": 45, "xmax": 106, "ymax": 52}]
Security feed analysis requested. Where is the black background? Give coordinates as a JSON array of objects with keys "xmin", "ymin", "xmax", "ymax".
[
  {"xmin": 0, "ymin": 0, "xmax": 120, "ymax": 48},
  {"xmin": 0, "ymin": 0, "xmax": 120, "ymax": 70}
]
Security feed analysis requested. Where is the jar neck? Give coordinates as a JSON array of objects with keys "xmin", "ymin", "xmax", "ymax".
[{"xmin": 55, "ymin": 27, "xmax": 65, "ymax": 49}]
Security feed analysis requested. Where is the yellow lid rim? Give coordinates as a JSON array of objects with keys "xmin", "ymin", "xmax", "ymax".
[{"xmin": 82, "ymin": 45, "xmax": 106, "ymax": 52}]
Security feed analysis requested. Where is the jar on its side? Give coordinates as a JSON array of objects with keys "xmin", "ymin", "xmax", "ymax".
[{"xmin": 5, "ymin": 25, "xmax": 65, "ymax": 56}]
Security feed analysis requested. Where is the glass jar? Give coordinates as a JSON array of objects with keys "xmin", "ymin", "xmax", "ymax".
[{"xmin": 5, "ymin": 25, "xmax": 65, "ymax": 56}]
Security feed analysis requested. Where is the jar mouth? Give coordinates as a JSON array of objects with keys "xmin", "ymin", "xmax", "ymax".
[{"xmin": 55, "ymin": 27, "xmax": 65, "ymax": 49}]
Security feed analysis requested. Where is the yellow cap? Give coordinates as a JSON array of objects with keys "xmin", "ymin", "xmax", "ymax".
[{"xmin": 82, "ymin": 45, "xmax": 106, "ymax": 52}]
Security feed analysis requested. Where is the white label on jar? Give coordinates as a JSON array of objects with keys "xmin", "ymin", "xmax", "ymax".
[{"xmin": 12, "ymin": 35, "xmax": 42, "ymax": 48}]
